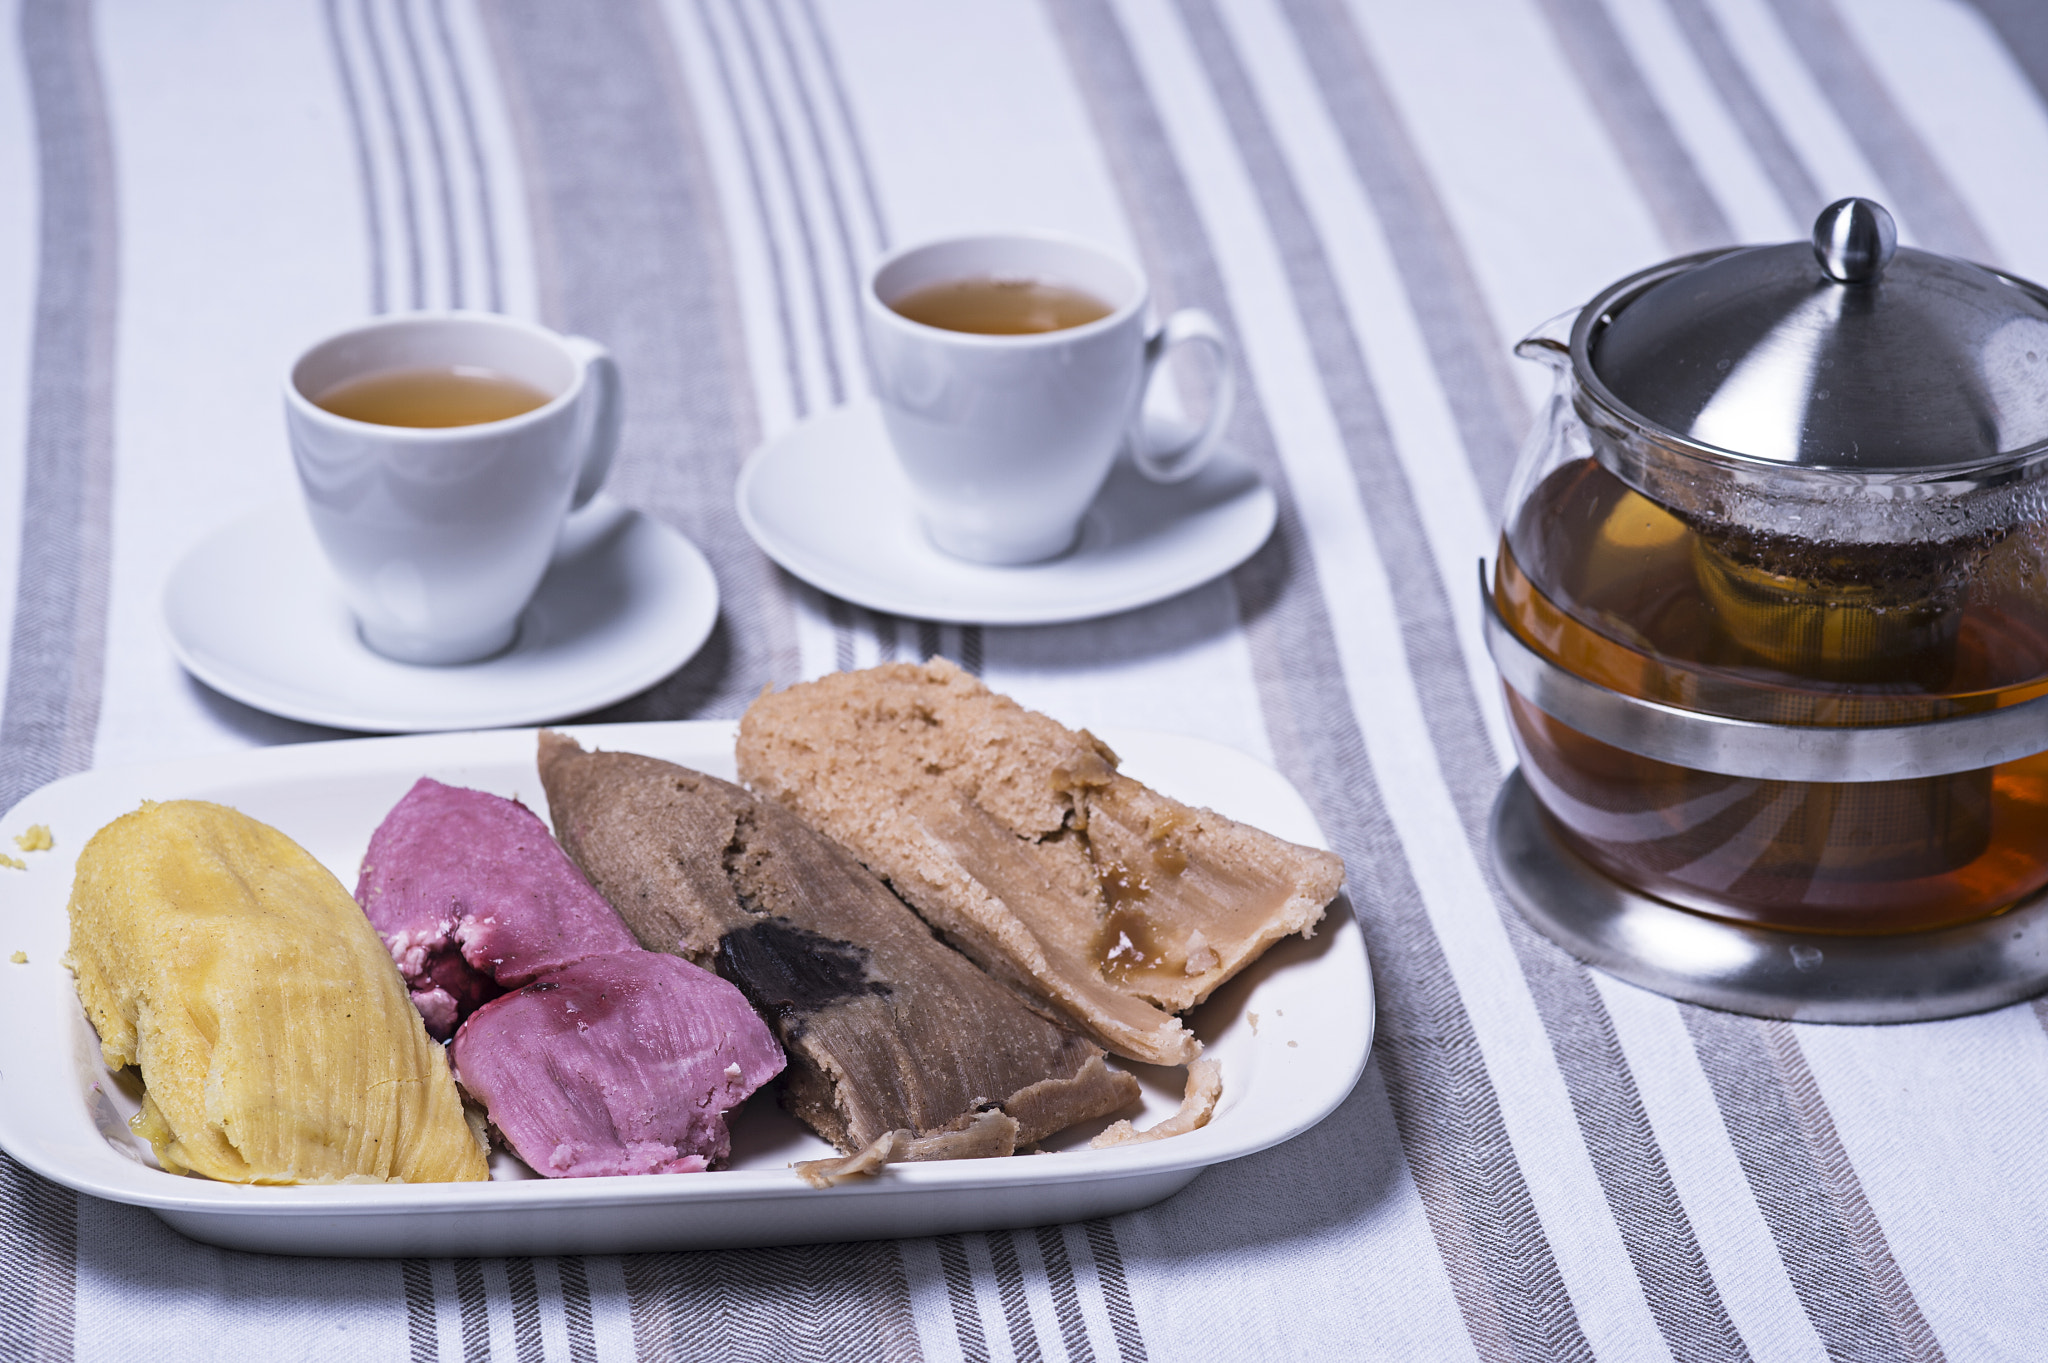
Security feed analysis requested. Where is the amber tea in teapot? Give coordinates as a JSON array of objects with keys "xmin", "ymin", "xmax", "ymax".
[{"xmin": 1497, "ymin": 451, "xmax": 2048, "ymax": 933}]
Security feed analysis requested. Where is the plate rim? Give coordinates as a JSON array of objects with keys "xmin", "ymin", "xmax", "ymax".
[
  {"xmin": 735, "ymin": 401, "xmax": 1278, "ymax": 625},
  {"xmin": 0, "ymin": 721, "xmax": 1372, "ymax": 1243},
  {"xmin": 160, "ymin": 501, "xmax": 721, "ymax": 733}
]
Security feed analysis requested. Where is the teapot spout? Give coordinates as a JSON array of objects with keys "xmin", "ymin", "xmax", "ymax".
[{"xmin": 1514, "ymin": 308, "xmax": 1576, "ymax": 369}]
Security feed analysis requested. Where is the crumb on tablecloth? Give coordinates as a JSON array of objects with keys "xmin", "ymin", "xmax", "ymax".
[
  {"xmin": 0, "ymin": 854, "xmax": 24, "ymax": 872},
  {"xmin": 13, "ymin": 824, "xmax": 51, "ymax": 852},
  {"xmin": 9, "ymin": 951, "xmax": 26, "ymax": 964}
]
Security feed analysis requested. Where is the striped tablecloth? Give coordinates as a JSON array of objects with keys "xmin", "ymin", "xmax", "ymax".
[{"xmin": 5, "ymin": 0, "xmax": 2048, "ymax": 1358}]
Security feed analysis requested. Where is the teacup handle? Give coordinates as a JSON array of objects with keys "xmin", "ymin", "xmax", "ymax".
[
  {"xmin": 1130, "ymin": 308, "xmax": 1236, "ymax": 484},
  {"xmin": 565, "ymin": 335, "xmax": 622, "ymax": 510}
]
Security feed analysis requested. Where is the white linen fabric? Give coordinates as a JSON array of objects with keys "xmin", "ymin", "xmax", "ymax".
[{"xmin": 4, "ymin": 0, "xmax": 2048, "ymax": 1358}]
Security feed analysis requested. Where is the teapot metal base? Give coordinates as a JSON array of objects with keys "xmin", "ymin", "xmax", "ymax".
[{"xmin": 1490, "ymin": 768, "xmax": 2048, "ymax": 1023}]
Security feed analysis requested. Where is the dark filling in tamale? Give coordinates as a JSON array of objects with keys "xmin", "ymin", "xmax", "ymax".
[{"xmin": 716, "ymin": 920, "xmax": 892, "ymax": 1040}]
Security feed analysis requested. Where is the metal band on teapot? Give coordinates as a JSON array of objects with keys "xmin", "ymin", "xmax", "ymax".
[{"xmin": 1479, "ymin": 562, "xmax": 2048, "ymax": 783}]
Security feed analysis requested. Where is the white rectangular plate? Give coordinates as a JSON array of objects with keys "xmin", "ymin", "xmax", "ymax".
[{"xmin": 0, "ymin": 722, "xmax": 1372, "ymax": 1257}]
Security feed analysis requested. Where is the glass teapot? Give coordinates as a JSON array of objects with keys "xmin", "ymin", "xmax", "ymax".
[{"xmin": 1488, "ymin": 199, "xmax": 2048, "ymax": 934}]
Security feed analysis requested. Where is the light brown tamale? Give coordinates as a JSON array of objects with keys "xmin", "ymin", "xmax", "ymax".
[{"xmin": 734, "ymin": 661, "xmax": 1346, "ymax": 1065}]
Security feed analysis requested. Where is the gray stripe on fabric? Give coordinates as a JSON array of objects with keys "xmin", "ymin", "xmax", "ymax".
[
  {"xmin": 429, "ymin": 0, "xmax": 503, "ymax": 311},
  {"xmin": 1, "ymin": 0, "xmax": 117, "ymax": 825},
  {"xmin": 1684, "ymin": 1010, "xmax": 1945, "ymax": 1363},
  {"xmin": 1966, "ymin": 0, "xmax": 2048, "ymax": 120},
  {"xmin": 401, "ymin": 1258, "xmax": 438, "ymax": 1363},
  {"xmin": 1045, "ymin": 0, "xmax": 1591, "ymax": 1357},
  {"xmin": 1036, "ymin": 1225, "xmax": 1097, "ymax": 1363},
  {"xmin": 454, "ymin": 1258, "xmax": 491, "ymax": 1363},
  {"xmin": 873, "ymin": 611, "xmax": 898, "ymax": 660},
  {"xmin": 394, "ymin": 0, "xmax": 462, "ymax": 308},
  {"xmin": 1661, "ymin": 0, "xmax": 1823, "ymax": 221},
  {"xmin": 826, "ymin": 592, "xmax": 855, "ymax": 672},
  {"xmin": 482, "ymin": 0, "xmax": 800, "ymax": 719},
  {"xmin": 754, "ymin": 0, "xmax": 869, "ymax": 666},
  {"xmin": 558, "ymin": 1257, "xmax": 599, "ymax": 1363},
  {"xmin": 1762, "ymin": 0, "xmax": 1996, "ymax": 263},
  {"xmin": 359, "ymin": 0, "xmax": 424, "ymax": 308},
  {"xmin": 793, "ymin": 0, "xmax": 888, "ymax": 251},
  {"xmin": 917, "ymin": 620, "xmax": 942, "ymax": 663},
  {"xmin": 767, "ymin": 0, "xmax": 881, "ymax": 375},
  {"xmin": 988, "ymin": 1231, "xmax": 1045, "ymax": 1363},
  {"xmin": 1079, "ymin": 1222, "xmax": 1146, "ymax": 1363},
  {"xmin": 730, "ymin": 0, "xmax": 844, "ymax": 407},
  {"xmin": 693, "ymin": 0, "xmax": 808, "ymax": 418},
  {"xmin": 323, "ymin": 0, "xmax": 387, "ymax": 314},
  {"xmin": 1760, "ymin": 1022, "xmax": 1946, "ymax": 1363},
  {"xmin": 1177, "ymin": 4, "xmax": 1748, "ymax": 1357},
  {"xmin": 959, "ymin": 625, "xmax": 982, "ymax": 676},
  {"xmin": 773, "ymin": 3, "xmax": 937, "ymax": 662},
  {"xmin": 622, "ymin": 1243, "xmax": 921, "ymax": 1361},
  {"xmin": 0, "ymin": 1154, "xmax": 75, "ymax": 1363},
  {"xmin": 2034, "ymin": 996, "xmax": 2048, "ymax": 1043},
  {"xmin": 1276, "ymin": 0, "xmax": 1528, "ymax": 519},
  {"xmin": 505, "ymin": 1259, "xmax": 544, "ymax": 1363},
  {"xmin": 764, "ymin": 0, "xmax": 870, "ymax": 379},
  {"xmin": 1530, "ymin": 0, "xmax": 1734, "ymax": 250},
  {"xmin": 937, "ymin": 1234, "xmax": 992, "ymax": 1363}
]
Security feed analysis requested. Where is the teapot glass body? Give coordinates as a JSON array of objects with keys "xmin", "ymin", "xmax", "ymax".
[{"xmin": 1493, "ymin": 295, "xmax": 2048, "ymax": 934}]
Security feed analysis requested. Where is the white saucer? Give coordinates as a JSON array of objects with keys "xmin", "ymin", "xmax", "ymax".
[
  {"xmin": 163, "ymin": 498, "xmax": 719, "ymax": 732},
  {"xmin": 735, "ymin": 401, "xmax": 1277, "ymax": 624}
]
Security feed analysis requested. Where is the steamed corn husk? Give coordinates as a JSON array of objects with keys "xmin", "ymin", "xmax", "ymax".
[{"xmin": 64, "ymin": 800, "xmax": 487, "ymax": 1184}]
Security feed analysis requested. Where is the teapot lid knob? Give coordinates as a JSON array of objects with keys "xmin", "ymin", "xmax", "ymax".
[{"xmin": 1813, "ymin": 198, "xmax": 1897, "ymax": 283}]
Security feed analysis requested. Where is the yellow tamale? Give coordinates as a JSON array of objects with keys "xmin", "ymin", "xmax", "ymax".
[{"xmin": 64, "ymin": 800, "xmax": 487, "ymax": 1184}]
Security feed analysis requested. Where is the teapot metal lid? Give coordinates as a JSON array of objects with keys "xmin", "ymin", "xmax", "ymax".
[{"xmin": 1577, "ymin": 199, "xmax": 2048, "ymax": 480}]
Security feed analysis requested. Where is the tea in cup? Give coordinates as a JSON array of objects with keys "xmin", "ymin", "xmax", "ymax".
[
  {"xmin": 285, "ymin": 312, "xmax": 621, "ymax": 665},
  {"xmin": 863, "ymin": 233, "xmax": 1235, "ymax": 565}
]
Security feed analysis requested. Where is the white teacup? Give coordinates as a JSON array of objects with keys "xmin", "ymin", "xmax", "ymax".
[
  {"xmin": 863, "ymin": 233, "xmax": 1236, "ymax": 565},
  {"xmin": 285, "ymin": 312, "xmax": 621, "ymax": 665}
]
